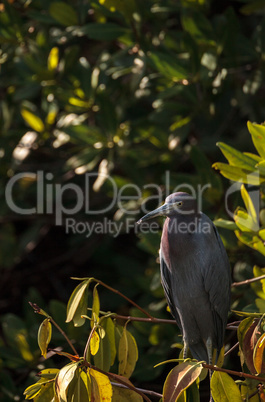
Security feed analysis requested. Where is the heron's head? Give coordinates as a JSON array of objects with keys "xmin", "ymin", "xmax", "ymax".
[{"xmin": 137, "ymin": 192, "xmax": 198, "ymax": 224}]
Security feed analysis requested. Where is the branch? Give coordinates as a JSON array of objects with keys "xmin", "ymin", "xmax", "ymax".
[
  {"xmin": 94, "ymin": 279, "xmax": 153, "ymax": 319},
  {"xmin": 232, "ymin": 274, "xmax": 265, "ymax": 287},
  {"xmin": 111, "ymin": 382, "xmax": 163, "ymax": 399},
  {"xmin": 113, "ymin": 313, "xmax": 177, "ymax": 325},
  {"xmin": 203, "ymin": 363, "xmax": 265, "ymax": 383}
]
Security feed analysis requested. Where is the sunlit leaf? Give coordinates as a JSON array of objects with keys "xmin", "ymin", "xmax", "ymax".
[
  {"xmin": 234, "ymin": 207, "xmax": 258, "ymax": 232},
  {"xmin": 217, "ymin": 142, "xmax": 257, "ymax": 170},
  {"xmin": 48, "ymin": 47, "xmax": 59, "ymax": 71},
  {"xmin": 21, "ymin": 109, "xmax": 45, "ymax": 133},
  {"xmin": 90, "ymin": 330, "xmax": 100, "ymax": 356},
  {"xmin": 38, "ymin": 318, "xmax": 52, "ymax": 358},
  {"xmin": 211, "ymin": 371, "xmax": 242, "ymax": 402},
  {"xmin": 253, "ymin": 332, "xmax": 265, "ymax": 374},
  {"xmin": 213, "ymin": 219, "xmax": 237, "ymax": 230},
  {"xmin": 240, "ymin": 184, "xmax": 258, "ymax": 229},
  {"xmin": 90, "ymin": 368, "xmax": 112, "ymax": 402},
  {"xmin": 94, "ymin": 326, "xmax": 111, "ymax": 372},
  {"xmin": 37, "ymin": 368, "xmax": 59, "ymax": 379},
  {"xmin": 248, "ymin": 121, "xmax": 265, "ymax": 159},
  {"xmin": 237, "ymin": 317, "xmax": 258, "ymax": 373},
  {"xmin": 102, "ymin": 317, "xmax": 116, "ymax": 366},
  {"xmin": 66, "ymin": 279, "xmax": 90, "ymax": 325},
  {"xmin": 212, "ymin": 162, "xmax": 261, "ymax": 185},
  {"xmin": 251, "ymin": 266, "xmax": 265, "ymax": 300},
  {"xmin": 55, "ymin": 362, "xmax": 79, "ymax": 402},
  {"xmin": 162, "ymin": 361, "xmax": 203, "ymax": 401}
]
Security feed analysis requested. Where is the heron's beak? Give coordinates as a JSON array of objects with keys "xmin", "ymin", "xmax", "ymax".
[{"xmin": 137, "ymin": 203, "xmax": 174, "ymax": 224}]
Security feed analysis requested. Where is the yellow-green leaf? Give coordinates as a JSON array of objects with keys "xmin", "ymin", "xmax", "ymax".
[
  {"xmin": 251, "ymin": 266, "xmax": 265, "ymax": 300},
  {"xmin": 253, "ymin": 333, "xmax": 265, "ymax": 374},
  {"xmin": 162, "ymin": 361, "xmax": 203, "ymax": 402},
  {"xmin": 90, "ymin": 330, "xmax": 100, "ymax": 356},
  {"xmin": 90, "ymin": 368, "xmax": 112, "ymax": 402},
  {"xmin": 241, "ymin": 184, "xmax": 258, "ymax": 229},
  {"xmin": 212, "ymin": 162, "xmax": 261, "ymax": 185},
  {"xmin": 38, "ymin": 318, "xmax": 52, "ymax": 358},
  {"xmin": 66, "ymin": 279, "xmax": 90, "ymax": 324},
  {"xmin": 213, "ymin": 219, "xmax": 237, "ymax": 230},
  {"xmin": 38, "ymin": 368, "xmax": 59, "ymax": 379},
  {"xmin": 234, "ymin": 207, "xmax": 257, "ymax": 232},
  {"xmin": 24, "ymin": 381, "xmax": 44, "ymax": 400},
  {"xmin": 217, "ymin": 142, "xmax": 257, "ymax": 169},
  {"xmin": 248, "ymin": 121, "xmax": 265, "ymax": 159},
  {"xmin": 48, "ymin": 47, "xmax": 59, "ymax": 71},
  {"xmin": 118, "ymin": 328, "xmax": 138, "ymax": 378},
  {"xmin": 211, "ymin": 371, "xmax": 242, "ymax": 402},
  {"xmin": 34, "ymin": 381, "xmax": 55, "ymax": 402},
  {"xmin": 21, "ymin": 109, "xmax": 45, "ymax": 133},
  {"xmin": 94, "ymin": 327, "xmax": 111, "ymax": 372}
]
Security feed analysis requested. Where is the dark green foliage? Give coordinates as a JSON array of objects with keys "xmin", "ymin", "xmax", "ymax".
[{"xmin": 2, "ymin": 0, "xmax": 265, "ymax": 400}]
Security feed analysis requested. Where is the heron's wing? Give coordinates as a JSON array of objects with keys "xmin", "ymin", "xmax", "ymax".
[
  {"xmin": 160, "ymin": 250, "xmax": 182, "ymax": 329},
  {"xmin": 204, "ymin": 221, "xmax": 231, "ymax": 351}
]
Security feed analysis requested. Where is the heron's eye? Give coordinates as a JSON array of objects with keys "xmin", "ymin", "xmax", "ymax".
[{"xmin": 177, "ymin": 201, "xmax": 183, "ymax": 207}]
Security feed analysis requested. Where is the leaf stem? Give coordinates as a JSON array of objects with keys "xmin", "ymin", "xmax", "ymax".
[{"xmin": 232, "ymin": 274, "xmax": 265, "ymax": 287}]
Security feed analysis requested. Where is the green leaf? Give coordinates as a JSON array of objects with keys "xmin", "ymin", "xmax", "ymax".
[
  {"xmin": 49, "ymin": 2, "xmax": 78, "ymax": 26},
  {"xmin": 38, "ymin": 318, "xmax": 52, "ymax": 358},
  {"xmin": 21, "ymin": 109, "xmax": 45, "ymax": 132},
  {"xmin": 213, "ymin": 219, "xmax": 237, "ymax": 230},
  {"xmin": 162, "ymin": 361, "xmax": 203, "ymax": 402},
  {"xmin": 66, "ymin": 279, "xmax": 91, "ymax": 324},
  {"xmin": 94, "ymin": 328, "xmax": 111, "ymax": 372},
  {"xmin": 212, "ymin": 162, "xmax": 261, "ymax": 184},
  {"xmin": 118, "ymin": 327, "xmax": 138, "ymax": 378},
  {"xmin": 102, "ymin": 317, "xmax": 116, "ymax": 366},
  {"xmin": 241, "ymin": 184, "xmax": 258, "ymax": 228},
  {"xmin": 72, "ymin": 22, "xmax": 130, "ymax": 40},
  {"xmin": 148, "ymin": 51, "xmax": 189, "ymax": 81},
  {"xmin": 211, "ymin": 371, "xmax": 242, "ymax": 402},
  {"xmin": 248, "ymin": 121, "xmax": 265, "ymax": 159},
  {"xmin": 24, "ymin": 381, "xmax": 45, "ymax": 400},
  {"xmin": 237, "ymin": 317, "xmax": 257, "ymax": 373},
  {"xmin": 72, "ymin": 287, "xmax": 89, "ymax": 327},
  {"xmin": 217, "ymin": 142, "xmax": 257, "ymax": 170}
]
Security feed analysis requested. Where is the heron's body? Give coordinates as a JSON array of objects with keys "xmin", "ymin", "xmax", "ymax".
[{"xmin": 138, "ymin": 192, "xmax": 231, "ymax": 364}]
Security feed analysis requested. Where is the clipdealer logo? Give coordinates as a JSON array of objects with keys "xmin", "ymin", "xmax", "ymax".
[{"xmin": 4, "ymin": 170, "xmax": 260, "ymax": 238}]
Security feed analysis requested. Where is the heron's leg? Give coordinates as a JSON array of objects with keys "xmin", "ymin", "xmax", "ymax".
[
  {"xmin": 183, "ymin": 338, "xmax": 188, "ymax": 360},
  {"xmin": 206, "ymin": 337, "xmax": 214, "ymax": 402}
]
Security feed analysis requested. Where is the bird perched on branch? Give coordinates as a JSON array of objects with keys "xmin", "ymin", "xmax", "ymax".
[{"xmin": 138, "ymin": 192, "xmax": 231, "ymax": 365}]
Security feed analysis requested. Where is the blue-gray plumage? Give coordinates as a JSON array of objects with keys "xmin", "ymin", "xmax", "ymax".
[{"xmin": 138, "ymin": 192, "xmax": 231, "ymax": 364}]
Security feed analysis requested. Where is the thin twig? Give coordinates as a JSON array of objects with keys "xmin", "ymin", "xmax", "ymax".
[
  {"xmin": 111, "ymin": 382, "xmax": 163, "ymax": 399},
  {"xmin": 114, "ymin": 313, "xmax": 177, "ymax": 325},
  {"xmin": 224, "ymin": 342, "xmax": 239, "ymax": 357},
  {"xmin": 95, "ymin": 279, "xmax": 153, "ymax": 318},
  {"xmin": 203, "ymin": 363, "xmax": 265, "ymax": 383},
  {"xmin": 232, "ymin": 274, "xmax": 265, "ymax": 287}
]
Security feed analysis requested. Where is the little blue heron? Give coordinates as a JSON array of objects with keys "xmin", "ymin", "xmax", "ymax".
[{"xmin": 138, "ymin": 192, "xmax": 231, "ymax": 365}]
